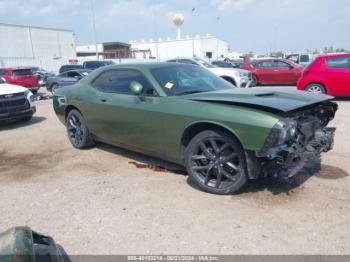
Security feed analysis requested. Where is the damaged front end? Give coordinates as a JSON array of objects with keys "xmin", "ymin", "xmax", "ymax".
[{"xmin": 256, "ymin": 100, "xmax": 338, "ymax": 175}]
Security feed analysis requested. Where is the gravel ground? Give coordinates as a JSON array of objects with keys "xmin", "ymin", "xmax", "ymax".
[{"xmin": 0, "ymin": 89, "xmax": 349, "ymax": 255}]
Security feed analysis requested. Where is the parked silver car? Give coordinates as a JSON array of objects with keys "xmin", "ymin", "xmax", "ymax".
[{"xmin": 46, "ymin": 69, "xmax": 91, "ymax": 93}]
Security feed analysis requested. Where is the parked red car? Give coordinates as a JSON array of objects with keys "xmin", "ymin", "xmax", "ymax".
[
  {"xmin": 0, "ymin": 67, "xmax": 39, "ymax": 93},
  {"xmin": 297, "ymin": 53, "xmax": 350, "ymax": 96},
  {"xmin": 241, "ymin": 58, "xmax": 303, "ymax": 85}
]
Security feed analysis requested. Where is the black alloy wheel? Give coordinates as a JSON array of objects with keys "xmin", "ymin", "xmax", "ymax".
[
  {"xmin": 185, "ymin": 129, "xmax": 248, "ymax": 194},
  {"xmin": 66, "ymin": 109, "xmax": 94, "ymax": 149}
]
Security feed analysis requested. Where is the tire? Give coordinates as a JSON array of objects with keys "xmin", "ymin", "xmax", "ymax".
[
  {"xmin": 251, "ymin": 75, "xmax": 258, "ymax": 86},
  {"xmin": 305, "ymin": 83, "xmax": 326, "ymax": 94},
  {"xmin": 66, "ymin": 109, "xmax": 94, "ymax": 149},
  {"xmin": 51, "ymin": 83, "xmax": 58, "ymax": 94},
  {"xmin": 185, "ymin": 129, "xmax": 248, "ymax": 195}
]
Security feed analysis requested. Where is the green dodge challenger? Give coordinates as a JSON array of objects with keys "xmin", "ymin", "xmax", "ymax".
[{"xmin": 53, "ymin": 63, "xmax": 337, "ymax": 194}]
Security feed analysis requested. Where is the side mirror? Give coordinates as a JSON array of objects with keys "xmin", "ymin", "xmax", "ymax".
[
  {"xmin": 74, "ymin": 75, "xmax": 82, "ymax": 80},
  {"xmin": 130, "ymin": 81, "xmax": 144, "ymax": 96},
  {"xmin": 289, "ymin": 65, "xmax": 294, "ymax": 70}
]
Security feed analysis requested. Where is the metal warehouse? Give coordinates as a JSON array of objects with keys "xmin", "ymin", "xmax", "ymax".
[
  {"xmin": 0, "ymin": 23, "xmax": 77, "ymax": 72},
  {"xmin": 130, "ymin": 34, "xmax": 230, "ymax": 60}
]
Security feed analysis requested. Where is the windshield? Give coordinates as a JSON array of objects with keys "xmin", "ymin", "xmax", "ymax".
[
  {"xmin": 194, "ymin": 58, "xmax": 216, "ymax": 68},
  {"xmin": 151, "ymin": 64, "xmax": 234, "ymax": 96}
]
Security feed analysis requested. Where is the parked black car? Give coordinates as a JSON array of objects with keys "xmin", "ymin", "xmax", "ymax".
[
  {"xmin": 59, "ymin": 64, "xmax": 84, "ymax": 74},
  {"xmin": 82, "ymin": 60, "xmax": 115, "ymax": 70},
  {"xmin": 46, "ymin": 69, "xmax": 91, "ymax": 93}
]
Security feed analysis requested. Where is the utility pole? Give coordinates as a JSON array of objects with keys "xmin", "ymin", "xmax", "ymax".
[
  {"xmin": 90, "ymin": 0, "xmax": 99, "ymax": 60},
  {"xmin": 153, "ymin": 2, "xmax": 159, "ymax": 61}
]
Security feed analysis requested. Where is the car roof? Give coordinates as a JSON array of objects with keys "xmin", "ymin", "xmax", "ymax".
[
  {"xmin": 319, "ymin": 53, "xmax": 350, "ymax": 59},
  {"xmin": 0, "ymin": 67, "xmax": 32, "ymax": 70},
  {"xmin": 62, "ymin": 69, "xmax": 92, "ymax": 73},
  {"xmin": 252, "ymin": 58, "xmax": 287, "ymax": 62}
]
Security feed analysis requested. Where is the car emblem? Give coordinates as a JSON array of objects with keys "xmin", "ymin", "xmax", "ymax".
[{"xmin": 4, "ymin": 94, "xmax": 14, "ymax": 98}]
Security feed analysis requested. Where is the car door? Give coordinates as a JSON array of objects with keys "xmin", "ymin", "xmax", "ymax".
[
  {"xmin": 84, "ymin": 69, "xmax": 165, "ymax": 155},
  {"xmin": 325, "ymin": 56, "xmax": 350, "ymax": 96},
  {"xmin": 272, "ymin": 60, "xmax": 299, "ymax": 84},
  {"xmin": 253, "ymin": 61, "xmax": 276, "ymax": 84},
  {"xmin": 60, "ymin": 71, "xmax": 80, "ymax": 86}
]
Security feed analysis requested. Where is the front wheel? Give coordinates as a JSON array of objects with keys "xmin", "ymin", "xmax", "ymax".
[
  {"xmin": 185, "ymin": 129, "xmax": 248, "ymax": 195},
  {"xmin": 51, "ymin": 83, "xmax": 58, "ymax": 94},
  {"xmin": 66, "ymin": 109, "xmax": 95, "ymax": 149},
  {"xmin": 251, "ymin": 75, "xmax": 258, "ymax": 87}
]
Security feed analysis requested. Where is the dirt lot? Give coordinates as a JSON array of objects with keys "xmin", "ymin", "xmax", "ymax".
[{"xmin": 0, "ymin": 91, "xmax": 349, "ymax": 255}]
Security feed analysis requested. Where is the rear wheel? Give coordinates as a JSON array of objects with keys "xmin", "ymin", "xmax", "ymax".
[
  {"xmin": 185, "ymin": 129, "xmax": 248, "ymax": 194},
  {"xmin": 305, "ymin": 83, "xmax": 326, "ymax": 94},
  {"xmin": 66, "ymin": 109, "xmax": 94, "ymax": 149}
]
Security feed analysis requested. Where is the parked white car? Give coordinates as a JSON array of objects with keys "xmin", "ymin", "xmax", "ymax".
[
  {"xmin": 0, "ymin": 77, "xmax": 36, "ymax": 122},
  {"xmin": 166, "ymin": 58, "xmax": 252, "ymax": 88}
]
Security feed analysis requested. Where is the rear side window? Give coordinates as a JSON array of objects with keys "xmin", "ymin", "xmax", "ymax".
[
  {"xmin": 326, "ymin": 57, "xmax": 350, "ymax": 69},
  {"xmin": 13, "ymin": 69, "xmax": 33, "ymax": 76},
  {"xmin": 0, "ymin": 69, "xmax": 7, "ymax": 75},
  {"xmin": 92, "ymin": 70, "xmax": 156, "ymax": 96}
]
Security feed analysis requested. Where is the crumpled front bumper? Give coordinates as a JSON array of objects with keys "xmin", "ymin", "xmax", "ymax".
[{"xmin": 265, "ymin": 127, "xmax": 336, "ymax": 168}]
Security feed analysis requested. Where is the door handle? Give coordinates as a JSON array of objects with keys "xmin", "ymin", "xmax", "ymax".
[{"xmin": 100, "ymin": 98, "xmax": 107, "ymax": 102}]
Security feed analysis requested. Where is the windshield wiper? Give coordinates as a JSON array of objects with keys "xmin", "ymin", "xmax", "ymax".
[{"xmin": 177, "ymin": 90, "xmax": 204, "ymax": 96}]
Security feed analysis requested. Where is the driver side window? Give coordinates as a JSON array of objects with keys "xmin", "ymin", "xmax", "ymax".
[
  {"xmin": 92, "ymin": 70, "xmax": 157, "ymax": 96},
  {"xmin": 274, "ymin": 61, "xmax": 290, "ymax": 68},
  {"xmin": 67, "ymin": 71, "xmax": 80, "ymax": 78}
]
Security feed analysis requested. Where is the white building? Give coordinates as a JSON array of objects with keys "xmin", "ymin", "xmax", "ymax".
[
  {"xmin": 0, "ymin": 23, "xmax": 77, "ymax": 72},
  {"xmin": 130, "ymin": 34, "xmax": 230, "ymax": 60}
]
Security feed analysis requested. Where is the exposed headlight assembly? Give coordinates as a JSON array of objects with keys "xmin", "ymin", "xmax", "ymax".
[
  {"xmin": 273, "ymin": 118, "xmax": 297, "ymax": 145},
  {"xmin": 257, "ymin": 118, "xmax": 298, "ymax": 157}
]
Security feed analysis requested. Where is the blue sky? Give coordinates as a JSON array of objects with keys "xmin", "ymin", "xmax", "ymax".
[{"xmin": 0, "ymin": 0, "xmax": 349, "ymax": 53}]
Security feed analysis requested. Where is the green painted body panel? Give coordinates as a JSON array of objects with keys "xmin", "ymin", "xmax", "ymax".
[{"xmin": 53, "ymin": 63, "xmax": 333, "ymax": 164}]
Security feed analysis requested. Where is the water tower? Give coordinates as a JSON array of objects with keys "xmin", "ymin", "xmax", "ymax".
[{"xmin": 173, "ymin": 13, "xmax": 184, "ymax": 40}]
